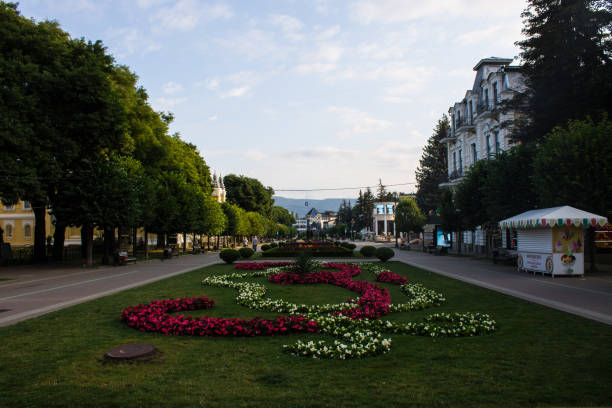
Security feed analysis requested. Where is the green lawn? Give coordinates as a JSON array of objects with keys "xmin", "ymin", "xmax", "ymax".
[{"xmin": 1, "ymin": 262, "xmax": 611, "ymax": 407}]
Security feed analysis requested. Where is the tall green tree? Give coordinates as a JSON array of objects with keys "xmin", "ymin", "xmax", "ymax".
[
  {"xmin": 395, "ymin": 197, "xmax": 426, "ymax": 234},
  {"xmin": 513, "ymin": 0, "xmax": 612, "ymax": 142},
  {"xmin": 223, "ymin": 174, "xmax": 274, "ymax": 216},
  {"xmin": 415, "ymin": 116, "xmax": 450, "ymax": 214},
  {"xmin": 439, "ymin": 188, "xmax": 462, "ymax": 252},
  {"xmin": 533, "ymin": 116, "xmax": 612, "ymax": 216},
  {"xmin": 270, "ymin": 206, "xmax": 295, "ymax": 227}
]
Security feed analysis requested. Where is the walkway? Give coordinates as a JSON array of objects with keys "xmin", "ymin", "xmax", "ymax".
[
  {"xmin": 391, "ymin": 247, "xmax": 612, "ymax": 326},
  {"xmin": 0, "ymin": 253, "xmax": 220, "ymax": 327}
]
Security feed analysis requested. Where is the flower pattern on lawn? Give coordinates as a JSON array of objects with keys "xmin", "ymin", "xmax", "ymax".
[{"xmin": 121, "ymin": 261, "xmax": 496, "ymax": 359}]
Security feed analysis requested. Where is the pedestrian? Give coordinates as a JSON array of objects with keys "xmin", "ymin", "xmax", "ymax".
[
  {"xmin": 243, "ymin": 237, "xmax": 248, "ymax": 247},
  {"xmin": 252, "ymin": 236, "xmax": 258, "ymax": 251}
]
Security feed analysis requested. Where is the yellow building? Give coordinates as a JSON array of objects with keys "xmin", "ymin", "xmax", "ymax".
[{"xmin": 0, "ymin": 200, "xmax": 80, "ymax": 247}]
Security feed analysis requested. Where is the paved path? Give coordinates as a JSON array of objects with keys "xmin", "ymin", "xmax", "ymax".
[
  {"xmin": 0, "ymin": 253, "xmax": 221, "ymax": 327},
  {"xmin": 390, "ymin": 246, "xmax": 612, "ymax": 326},
  {"xmin": 1, "ymin": 243, "xmax": 611, "ymax": 327}
]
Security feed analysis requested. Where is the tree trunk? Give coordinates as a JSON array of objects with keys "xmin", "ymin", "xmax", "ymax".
[
  {"xmin": 132, "ymin": 227, "xmax": 137, "ymax": 257},
  {"xmin": 81, "ymin": 224, "xmax": 93, "ymax": 266},
  {"xmin": 457, "ymin": 231, "xmax": 462, "ymax": 254},
  {"xmin": 52, "ymin": 221, "xmax": 66, "ymax": 261},
  {"xmin": 103, "ymin": 225, "xmax": 113, "ymax": 265},
  {"xmin": 144, "ymin": 229, "xmax": 149, "ymax": 259},
  {"xmin": 207, "ymin": 235, "xmax": 210, "ymax": 250},
  {"xmin": 32, "ymin": 202, "xmax": 47, "ymax": 263}
]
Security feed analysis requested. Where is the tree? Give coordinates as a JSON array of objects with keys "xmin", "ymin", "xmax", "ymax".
[
  {"xmin": 439, "ymin": 188, "xmax": 462, "ymax": 252},
  {"xmin": 454, "ymin": 161, "xmax": 489, "ymax": 230},
  {"xmin": 533, "ymin": 116, "xmax": 612, "ymax": 217},
  {"xmin": 223, "ymin": 174, "xmax": 274, "ymax": 216},
  {"xmin": 270, "ymin": 206, "xmax": 295, "ymax": 227},
  {"xmin": 245, "ymin": 211, "xmax": 265, "ymax": 237},
  {"xmin": 416, "ymin": 116, "xmax": 450, "ymax": 214},
  {"xmin": 512, "ymin": 0, "xmax": 612, "ymax": 143},
  {"xmin": 353, "ymin": 188, "xmax": 375, "ymax": 231},
  {"xmin": 395, "ymin": 197, "xmax": 426, "ymax": 234}
]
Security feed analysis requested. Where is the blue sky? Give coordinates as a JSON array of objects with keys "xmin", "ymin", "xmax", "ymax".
[{"xmin": 18, "ymin": 0, "xmax": 527, "ymax": 199}]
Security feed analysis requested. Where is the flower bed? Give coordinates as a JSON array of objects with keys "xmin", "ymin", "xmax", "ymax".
[{"xmin": 122, "ymin": 262, "xmax": 496, "ymax": 360}]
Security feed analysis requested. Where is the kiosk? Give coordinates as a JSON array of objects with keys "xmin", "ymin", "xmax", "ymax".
[{"xmin": 499, "ymin": 206, "xmax": 608, "ymax": 277}]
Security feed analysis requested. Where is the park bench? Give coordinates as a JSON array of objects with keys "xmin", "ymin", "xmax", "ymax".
[
  {"xmin": 118, "ymin": 251, "xmax": 137, "ymax": 265},
  {"xmin": 492, "ymin": 248, "xmax": 517, "ymax": 265}
]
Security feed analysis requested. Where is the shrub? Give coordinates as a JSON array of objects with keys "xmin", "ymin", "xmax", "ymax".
[
  {"xmin": 219, "ymin": 249, "xmax": 240, "ymax": 264},
  {"xmin": 291, "ymin": 251, "xmax": 319, "ymax": 274},
  {"xmin": 239, "ymin": 247, "xmax": 254, "ymax": 258},
  {"xmin": 360, "ymin": 245, "xmax": 376, "ymax": 257},
  {"xmin": 375, "ymin": 247, "xmax": 395, "ymax": 262},
  {"xmin": 269, "ymin": 242, "xmax": 278, "ymax": 248},
  {"xmin": 260, "ymin": 244, "xmax": 271, "ymax": 252}
]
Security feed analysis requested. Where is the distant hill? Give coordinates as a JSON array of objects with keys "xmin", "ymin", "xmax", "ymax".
[{"xmin": 273, "ymin": 196, "xmax": 356, "ymax": 217}]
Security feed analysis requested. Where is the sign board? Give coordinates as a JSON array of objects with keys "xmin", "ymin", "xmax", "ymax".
[{"xmin": 518, "ymin": 252, "xmax": 549, "ymax": 273}]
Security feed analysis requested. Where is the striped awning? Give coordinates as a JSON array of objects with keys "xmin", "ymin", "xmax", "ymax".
[{"xmin": 499, "ymin": 206, "xmax": 608, "ymax": 229}]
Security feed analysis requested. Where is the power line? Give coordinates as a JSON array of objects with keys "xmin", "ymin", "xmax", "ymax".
[{"xmin": 274, "ymin": 182, "xmax": 416, "ymax": 192}]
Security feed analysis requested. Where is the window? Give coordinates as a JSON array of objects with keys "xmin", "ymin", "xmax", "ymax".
[
  {"xmin": 469, "ymin": 101, "xmax": 473, "ymax": 123},
  {"xmin": 503, "ymin": 73, "xmax": 510, "ymax": 89},
  {"xmin": 471, "ymin": 143, "xmax": 477, "ymax": 163},
  {"xmin": 453, "ymin": 152, "xmax": 457, "ymax": 172},
  {"xmin": 492, "ymin": 82, "xmax": 498, "ymax": 105},
  {"xmin": 494, "ymin": 132, "xmax": 501, "ymax": 153},
  {"xmin": 23, "ymin": 201, "xmax": 32, "ymax": 210},
  {"xmin": 484, "ymin": 89, "xmax": 489, "ymax": 108},
  {"xmin": 24, "ymin": 224, "xmax": 32, "ymax": 239},
  {"xmin": 458, "ymin": 149, "xmax": 463, "ymax": 171},
  {"xmin": 486, "ymin": 135, "xmax": 491, "ymax": 156},
  {"xmin": 376, "ymin": 205, "xmax": 384, "ymax": 215},
  {"xmin": 386, "ymin": 204, "xmax": 394, "ymax": 215},
  {"xmin": 5, "ymin": 224, "xmax": 12, "ymax": 239}
]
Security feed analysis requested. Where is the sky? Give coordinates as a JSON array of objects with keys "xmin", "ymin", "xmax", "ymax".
[{"xmin": 17, "ymin": 0, "xmax": 527, "ymax": 199}]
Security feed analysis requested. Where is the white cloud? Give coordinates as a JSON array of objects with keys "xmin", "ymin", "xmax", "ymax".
[
  {"xmin": 135, "ymin": 0, "xmax": 168, "ymax": 9},
  {"xmin": 454, "ymin": 24, "xmax": 522, "ymax": 47},
  {"xmin": 216, "ymin": 29, "xmax": 289, "ymax": 60},
  {"xmin": 350, "ymin": 0, "xmax": 526, "ymax": 24},
  {"xmin": 357, "ymin": 43, "xmax": 405, "ymax": 60},
  {"xmin": 152, "ymin": 96, "xmax": 187, "ymax": 111},
  {"xmin": 314, "ymin": 0, "xmax": 331, "ymax": 14},
  {"xmin": 381, "ymin": 96, "xmax": 412, "ymax": 104},
  {"xmin": 295, "ymin": 44, "xmax": 343, "ymax": 74},
  {"xmin": 105, "ymin": 27, "xmax": 161, "ymax": 58},
  {"xmin": 151, "ymin": 0, "xmax": 233, "ymax": 32},
  {"xmin": 315, "ymin": 25, "xmax": 341, "ymax": 41},
  {"xmin": 208, "ymin": 115, "xmax": 218, "ymax": 121},
  {"xmin": 220, "ymin": 86, "xmax": 250, "ymax": 98},
  {"xmin": 205, "ymin": 78, "xmax": 220, "ymax": 90},
  {"xmin": 269, "ymin": 14, "xmax": 304, "ymax": 41},
  {"xmin": 328, "ymin": 106, "xmax": 392, "ymax": 138},
  {"xmin": 162, "ymin": 81, "xmax": 184, "ymax": 94}
]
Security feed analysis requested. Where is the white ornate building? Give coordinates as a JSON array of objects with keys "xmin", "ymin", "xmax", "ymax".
[
  {"xmin": 439, "ymin": 57, "xmax": 526, "ymax": 252},
  {"xmin": 440, "ymin": 57, "xmax": 526, "ymax": 187},
  {"xmin": 211, "ymin": 173, "xmax": 226, "ymax": 203}
]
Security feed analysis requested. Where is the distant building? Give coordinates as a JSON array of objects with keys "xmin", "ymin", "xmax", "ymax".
[
  {"xmin": 303, "ymin": 208, "xmax": 337, "ymax": 230},
  {"xmin": 372, "ymin": 202, "xmax": 395, "ymax": 239}
]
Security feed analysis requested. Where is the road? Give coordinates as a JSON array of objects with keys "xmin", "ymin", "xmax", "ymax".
[{"xmin": 0, "ymin": 253, "xmax": 220, "ymax": 327}]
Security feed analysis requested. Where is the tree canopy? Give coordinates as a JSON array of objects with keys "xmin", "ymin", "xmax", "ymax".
[
  {"xmin": 416, "ymin": 116, "xmax": 449, "ymax": 214},
  {"xmin": 223, "ymin": 174, "xmax": 274, "ymax": 216}
]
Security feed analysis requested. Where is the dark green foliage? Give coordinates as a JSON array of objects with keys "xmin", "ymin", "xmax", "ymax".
[
  {"xmin": 291, "ymin": 251, "xmax": 318, "ymax": 274},
  {"xmin": 339, "ymin": 242, "xmax": 356, "ymax": 250},
  {"xmin": 238, "ymin": 247, "xmax": 254, "ymax": 259},
  {"xmin": 454, "ymin": 161, "xmax": 489, "ymax": 230},
  {"xmin": 439, "ymin": 189, "xmax": 462, "ymax": 234},
  {"xmin": 223, "ymin": 174, "xmax": 275, "ymax": 216},
  {"xmin": 360, "ymin": 245, "xmax": 376, "ymax": 257},
  {"xmin": 263, "ymin": 246, "xmax": 353, "ymax": 258},
  {"xmin": 270, "ymin": 206, "xmax": 295, "ymax": 227},
  {"xmin": 219, "ymin": 249, "xmax": 240, "ymax": 264},
  {"xmin": 353, "ymin": 188, "xmax": 375, "ymax": 231},
  {"xmin": 260, "ymin": 244, "xmax": 271, "ymax": 252},
  {"xmin": 395, "ymin": 197, "xmax": 426, "ymax": 233},
  {"xmin": 374, "ymin": 247, "xmax": 395, "ymax": 261},
  {"xmin": 533, "ymin": 116, "xmax": 612, "ymax": 217},
  {"xmin": 512, "ymin": 0, "xmax": 612, "ymax": 142},
  {"xmin": 416, "ymin": 116, "xmax": 450, "ymax": 214}
]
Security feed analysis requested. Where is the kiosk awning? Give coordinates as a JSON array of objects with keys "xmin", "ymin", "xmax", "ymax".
[{"xmin": 499, "ymin": 206, "xmax": 608, "ymax": 229}]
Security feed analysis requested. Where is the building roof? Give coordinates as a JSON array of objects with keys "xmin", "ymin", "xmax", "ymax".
[
  {"xmin": 499, "ymin": 206, "xmax": 608, "ymax": 229},
  {"xmin": 473, "ymin": 57, "xmax": 513, "ymax": 71}
]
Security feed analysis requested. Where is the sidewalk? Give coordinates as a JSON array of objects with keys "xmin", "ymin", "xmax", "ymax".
[
  {"xmin": 0, "ymin": 252, "xmax": 221, "ymax": 327},
  {"xmin": 392, "ymin": 248, "xmax": 612, "ymax": 326}
]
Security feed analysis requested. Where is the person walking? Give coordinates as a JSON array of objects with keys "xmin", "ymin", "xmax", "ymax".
[
  {"xmin": 243, "ymin": 237, "xmax": 248, "ymax": 247},
  {"xmin": 252, "ymin": 236, "xmax": 258, "ymax": 252}
]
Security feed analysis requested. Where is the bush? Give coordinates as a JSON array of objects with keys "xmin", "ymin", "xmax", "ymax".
[
  {"xmin": 360, "ymin": 245, "xmax": 376, "ymax": 257},
  {"xmin": 238, "ymin": 247, "xmax": 254, "ymax": 258},
  {"xmin": 269, "ymin": 242, "xmax": 278, "ymax": 248},
  {"xmin": 375, "ymin": 247, "xmax": 395, "ymax": 262},
  {"xmin": 219, "ymin": 249, "xmax": 240, "ymax": 264},
  {"xmin": 260, "ymin": 244, "xmax": 271, "ymax": 252}
]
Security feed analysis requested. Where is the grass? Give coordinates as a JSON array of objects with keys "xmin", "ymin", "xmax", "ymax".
[{"xmin": 1, "ymin": 262, "xmax": 611, "ymax": 407}]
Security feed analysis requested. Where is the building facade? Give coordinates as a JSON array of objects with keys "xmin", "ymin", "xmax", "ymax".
[
  {"xmin": 440, "ymin": 57, "xmax": 526, "ymax": 187},
  {"xmin": 439, "ymin": 57, "xmax": 526, "ymax": 253},
  {"xmin": 372, "ymin": 202, "xmax": 395, "ymax": 240},
  {"xmin": 211, "ymin": 173, "xmax": 227, "ymax": 203}
]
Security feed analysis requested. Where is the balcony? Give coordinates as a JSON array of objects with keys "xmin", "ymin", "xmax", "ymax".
[
  {"xmin": 455, "ymin": 118, "xmax": 475, "ymax": 134},
  {"xmin": 449, "ymin": 169, "xmax": 464, "ymax": 180}
]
